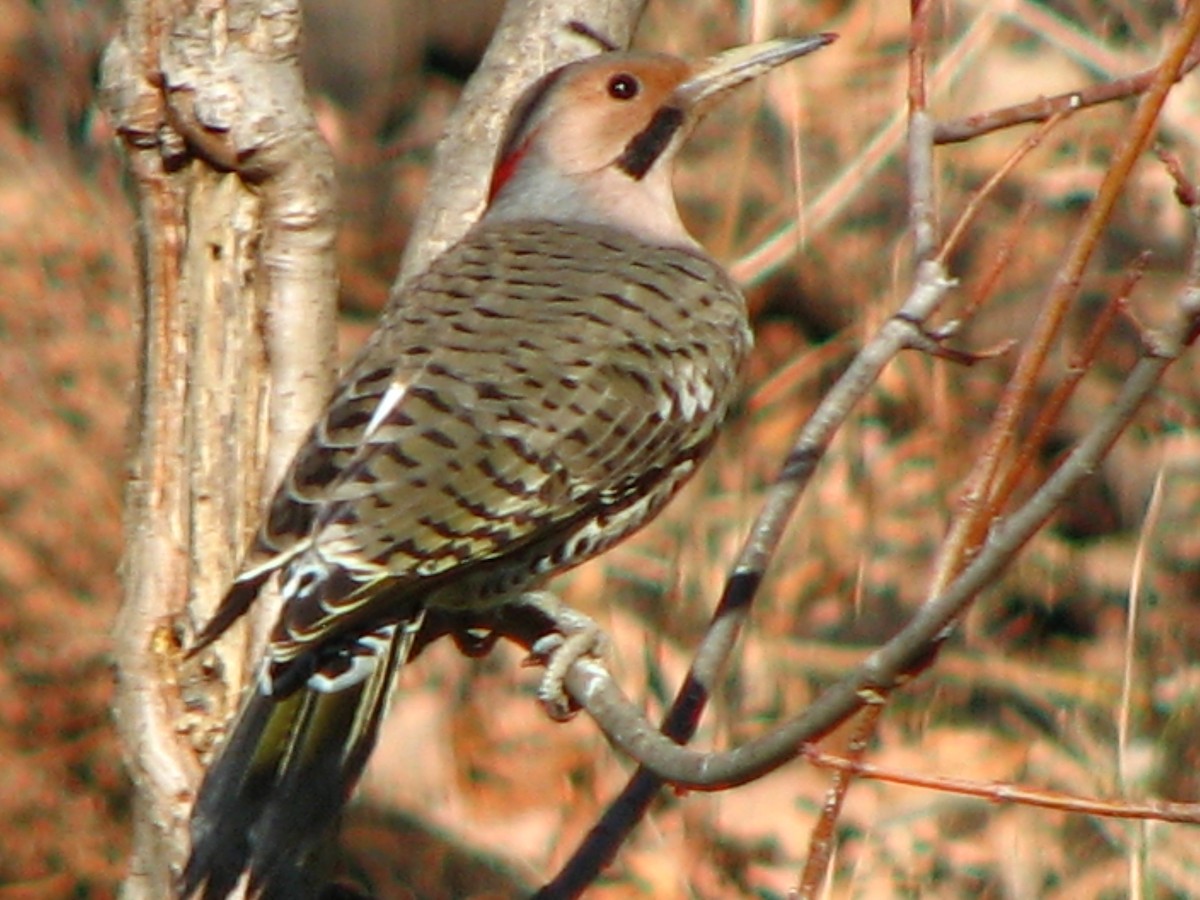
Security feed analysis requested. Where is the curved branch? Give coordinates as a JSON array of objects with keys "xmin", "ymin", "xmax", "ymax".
[{"xmin": 557, "ymin": 274, "xmax": 1197, "ymax": 789}]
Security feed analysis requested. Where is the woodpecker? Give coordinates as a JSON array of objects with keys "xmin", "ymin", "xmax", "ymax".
[{"xmin": 181, "ymin": 28, "xmax": 834, "ymax": 900}]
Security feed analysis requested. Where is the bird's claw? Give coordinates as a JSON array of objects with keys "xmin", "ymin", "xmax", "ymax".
[{"xmin": 516, "ymin": 591, "xmax": 610, "ymax": 721}]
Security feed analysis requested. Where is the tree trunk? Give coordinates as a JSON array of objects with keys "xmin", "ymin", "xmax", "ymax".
[{"xmin": 101, "ymin": 0, "xmax": 640, "ymax": 895}]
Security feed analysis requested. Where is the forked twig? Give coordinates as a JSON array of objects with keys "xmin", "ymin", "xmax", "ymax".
[{"xmin": 928, "ymin": 3, "xmax": 1200, "ymax": 598}]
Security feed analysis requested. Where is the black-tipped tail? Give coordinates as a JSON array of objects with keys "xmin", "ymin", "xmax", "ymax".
[{"xmin": 180, "ymin": 622, "xmax": 411, "ymax": 900}]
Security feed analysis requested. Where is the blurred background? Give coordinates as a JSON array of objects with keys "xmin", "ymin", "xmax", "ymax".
[{"xmin": 2, "ymin": 0, "xmax": 1199, "ymax": 896}]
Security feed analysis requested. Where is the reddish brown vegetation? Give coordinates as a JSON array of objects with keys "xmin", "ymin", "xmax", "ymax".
[{"xmin": 6, "ymin": 1, "xmax": 1200, "ymax": 897}]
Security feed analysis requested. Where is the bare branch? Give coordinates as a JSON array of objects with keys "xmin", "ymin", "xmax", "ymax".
[
  {"xmin": 934, "ymin": 42, "xmax": 1200, "ymax": 145},
  {"xmin": 801, "ymin": 746, "xmax": 1200, "ymax": 825},
  {"xmin": 906, "ymin": 0, "xmax": 937, "ymax": 263},
  {"xmin": 553, "ymin": 273, "xmax": 1197, "ymax": 788},
  {"xmin": 536, "ymin": 4, "xmax": 1200, "ymax": 877},
  {"xmin": 532, "ymin": 260, "xmax": 955, "ymax": 898}
]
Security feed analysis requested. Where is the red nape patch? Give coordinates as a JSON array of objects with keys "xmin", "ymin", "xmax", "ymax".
[{"xmin": 487, "ymin": 135, "xmax": 533, "ymax": 205}]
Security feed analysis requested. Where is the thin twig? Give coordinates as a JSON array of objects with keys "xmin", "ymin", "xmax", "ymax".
[
  {"xmin": 938, "ymin": 110, "xmax": 1072, "ymax": 265},
  {"xmin": 795, "ymin": 702, "xmax": 884, "ymax": 899},
  {"xmin": 934, "ymin": 42, "xmax": 1200, "ymax": 144},
  {"xmin": 986, "ymin": 256, "xmax": 1147, "ymax": 518},
  {"xmin": 801, "ymin": 746, "xmax": 1200, "ymax": 825},
  {"xmin": 907, "ymin": 0, "xmax": 936, "ymax": 263}
]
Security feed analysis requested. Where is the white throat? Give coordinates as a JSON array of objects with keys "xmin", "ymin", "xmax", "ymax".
[{"xmin": 485, "ymin": 157, "xmax": 699, "ymax": 250}]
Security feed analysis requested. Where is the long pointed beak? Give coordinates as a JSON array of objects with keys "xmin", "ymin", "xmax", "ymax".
[{"xmin": 674, "ymin": 33, "xmax": 836, "ymax": 110}]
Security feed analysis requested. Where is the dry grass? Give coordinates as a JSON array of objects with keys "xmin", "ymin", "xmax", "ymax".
[
  {"xmin": 0, "ymin": 39, "xmax": 134, "ymax": 895},
  {"xmin": 3, "ymin": 1, "xmax": 1200, "ymax": 897}
]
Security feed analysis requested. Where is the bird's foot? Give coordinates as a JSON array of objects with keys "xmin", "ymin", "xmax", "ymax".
[{"xmin": 515, "ymin": 591, "xmax": 609, "ymax": 721}]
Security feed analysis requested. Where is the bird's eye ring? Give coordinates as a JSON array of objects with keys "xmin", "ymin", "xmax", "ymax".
[{"xmin": 607, "ymin": 73, "xmax": 640, "ymax": 100}]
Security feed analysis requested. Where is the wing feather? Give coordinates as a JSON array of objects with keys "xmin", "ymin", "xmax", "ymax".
[{"xmin": 199, "ymin": 219, "xmax": 749, "ymax": 674}]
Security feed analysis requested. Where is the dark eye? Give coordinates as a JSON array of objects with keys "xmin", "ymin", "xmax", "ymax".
[{"xmin": 607, "ymin": 73, "xmax": 640, "ymax": 100}]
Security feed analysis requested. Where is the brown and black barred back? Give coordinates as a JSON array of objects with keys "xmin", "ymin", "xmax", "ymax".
[{"xmin": 182, "ymin": 219, "xmax": 749, "ymax": 899}]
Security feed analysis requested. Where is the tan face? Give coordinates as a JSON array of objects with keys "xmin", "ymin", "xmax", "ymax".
[
  {"xmin": 517, "ymin": 52, "xmax": 694, "ymax": 178},
  {"xmin": 484, "ymin": 50, "xmax": 700, "ymax": 246},
  {"xmin": 488, "ymin": 35, "xmax": 834, "ymax": 209}
]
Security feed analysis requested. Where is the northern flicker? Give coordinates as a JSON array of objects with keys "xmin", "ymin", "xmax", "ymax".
[{"xmin": 181, "ymin": 28, "xmax": 834, "ymax": 900}]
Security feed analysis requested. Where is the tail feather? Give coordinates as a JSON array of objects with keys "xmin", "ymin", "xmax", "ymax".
[
  {"xmin": 181, "ymin": 622, "xmax": 413, "ymax": 900},
  {"xmin": 186, "ymin": 569, "xmax": 276, "ymax": 659}
]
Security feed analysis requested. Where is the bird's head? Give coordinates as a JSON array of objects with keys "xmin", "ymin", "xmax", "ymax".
[{"xmin": 484, "ymin": 32, "xmax": 836, "ymax": 247}]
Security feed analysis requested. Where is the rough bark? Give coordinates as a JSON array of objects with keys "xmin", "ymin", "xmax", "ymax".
[
  {"xmin": 103, "ymin": 0, "xmax": 640, "ymax": 895},
  {"xmin": 102, "ymin": 1, "xmax": 337, "ymax": 895}
]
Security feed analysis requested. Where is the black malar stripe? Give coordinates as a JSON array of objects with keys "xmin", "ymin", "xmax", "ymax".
[{"xmin": 616, "ymin": 106, "xmax": 685, "ymax": 179}]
